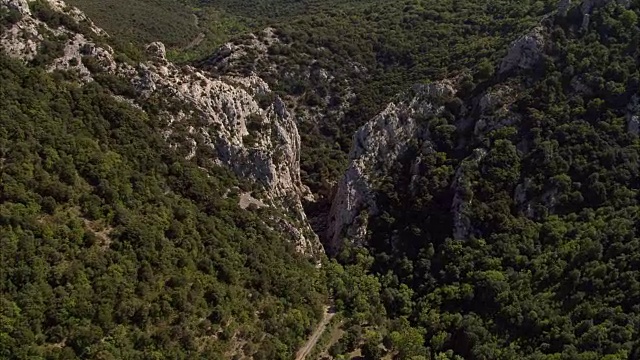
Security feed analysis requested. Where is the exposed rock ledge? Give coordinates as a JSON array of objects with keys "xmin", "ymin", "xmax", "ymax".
[
  {"xmin": 0, "ymin": 0, "xmax": 322, "ymax": 256},
  {"xmin": 325, "ymin": 80, "xmax": 456, "ymax": 252},
  {"xmin": 498, "ymin": 26, "xmax": 545, "ymax": 75}
]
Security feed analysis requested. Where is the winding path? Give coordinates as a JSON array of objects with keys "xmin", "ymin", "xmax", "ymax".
[
  {"xmin": 295, "ymin": 306, "xmax": 336, "ymax": 360},
  {"xmin": 184, "ymin": 14, "xmax": 205, "ymax": 50}
]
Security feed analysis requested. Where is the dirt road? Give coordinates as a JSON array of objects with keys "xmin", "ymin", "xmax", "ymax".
[{"xmin": 295, "ymin": 306, "xmax": 336, "ymax": 360}]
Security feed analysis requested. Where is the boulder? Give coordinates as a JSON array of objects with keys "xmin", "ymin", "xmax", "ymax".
[
  {"xmin": 1, "ymin": 0, "xmax": 30, "ymax": 15},
  {"xmin": 145, "ymin": 41, "xmax": 167, "ymax": 61}
]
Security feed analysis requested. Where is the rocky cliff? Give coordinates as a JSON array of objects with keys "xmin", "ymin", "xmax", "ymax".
[
  {"xmin": 3, "ymin": 0, "xmax": 637, "ymax": 256},
  {"xmin": 0, "ymin": 0, "xmax": 322, "ymax": 255},
  {"xmin": 324, "ymin": 74, "xmax": 508, "ymax": 251},
  {"xmin": 325, "ymin": 0, "xmax": 639, "ymax": 251},
  {"xmin": 325, "ymin": 80, "xmax": 457, "ymax": 252}
]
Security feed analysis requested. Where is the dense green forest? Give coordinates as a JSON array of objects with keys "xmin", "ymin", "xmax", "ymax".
[
  {"xmin": 0, "ymin": 53, "xmax": 328, "ymax": 359},
  {"xmin": 66, "ymin": 0, "xmax": 557, "ymax": 194},
  {"xmin": 3, "ymin": 0, "xmax": 640, "ymax": 359},
  {"xmin": 323, "ymin": 2, "xmax": 640, "ymax": 359}
]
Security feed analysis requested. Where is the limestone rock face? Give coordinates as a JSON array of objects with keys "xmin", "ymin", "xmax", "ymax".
[
  {"xmin": 146, "ymin": 41, "xmax": 167, "ymax": 61},
  {"xmin": 0, "ymin": 0, "xmax": 322, "ymax": 256},
  {"xmin": 134, "ymin": 60, "xmax": 320, "ymax": 255},
  {"xmin": 203, "ymin": 27, "xmax": 280, "ymax": 71},
  {"xmin": 326, "ymin": 80, "xmax": 455, "ymax": 251},
  {"xmin": 499, "ymin": 26, "xmax": 545, "ymax": 75},
  {"xmin": 478, "ymin": 84, "xmax": 516, "ymax": 114},
  {"xmin": 324, "ymin": 0, "xmax": 640, "ymax": 253},
  {"xmin": 473, "ymin": 81, "xmax": 523, "ymax": 139},
  {"xmin": 1, "ymin": 0, "xmax": 40, "ymax": 59},
  {"xmin": 46, "ymin": 0, "xmax": 107, "ymax": 35},
  {"xmin": 451, "ymin": 149, "xmax": 487, "ymax": 240},
  {"xmin": 2, "ymin": 0, "xmax": 30, "ymax": 15},
  {"xmin": 326, "ymin": 77, "xmax": 532, "ymax": 250},
  {"xmin": 51, "ymin": 34, "xmax": 117, "ymax": 80}
]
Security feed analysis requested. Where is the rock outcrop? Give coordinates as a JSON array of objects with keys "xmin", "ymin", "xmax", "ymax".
[
  {"xmin": 498, "ymin": 26, "xmax": 545, "ymax": 75},
  {"xmin": 326, "ymin": 80, "xmax": 456, "ymax": 251},
  {"xmin": 145, "ymin": 41, "xmax": 167, "ymax": 61},
  {"xmin": 45, "ymin": 0, "xmax": 107, "ymax": 35},
  {"xmin": 451, "ymin": 148, "xmax": 487, "ymax": 240},
  {"xmin": 3, "ymin": 0, "xmax": 30, "ymax": 15},
  {"xmin": 1, "ymin": 0, "xmax": 41, "ymax": 59},
  {"xmin": 203, "ymin": 27, "xmax": 280, "ymax": 71},
  {"xmin": 125, "ymin": 60, "xmax": 313, "ymax": 203},
  {"xmin": 51, "ymin": 34, "xmax": 117, "ymax": 80},
  {"xmin": 0, "ymin": 0, "xmax": 322, "ymax": 256}
]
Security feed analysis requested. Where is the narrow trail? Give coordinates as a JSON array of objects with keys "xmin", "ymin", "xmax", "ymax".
[
  {"xmin": 185, "ymin": 33, "xmax": 206, "ymax": 50},
  {"xmin": 184, "ymin": 14, "xmax": 205, "ymax": 50},
  {"xmin": 295, "ymin": 306, "xmax": 336, "ymax": 360}
]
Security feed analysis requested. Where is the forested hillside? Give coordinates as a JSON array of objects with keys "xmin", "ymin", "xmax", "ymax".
[
  {"xmin": 66, "ymin": 0, "xmax": 558, "ymax": 195},
  {"xmin": 0, "ymin": 52, "xmax": 330, "ymax": 359},
  {"xmin": 324, "ymin": 1, "xmax": 640, "ymax": 359},
  {"xmin": 3, "ymin": 0, "xmax": 640, "ymax": 359},
  {"xmin": 0, "ymin": 1, "xmax": 328, "ymax": 358}
]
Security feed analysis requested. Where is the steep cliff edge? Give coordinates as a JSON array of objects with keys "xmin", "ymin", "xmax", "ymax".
[
  {"xmin": 0, "ymin": 0, "xmax": 322, "ymax": 255},
  {"xmin": 325, "ymin": 0, "xmax": 640, "ymax": 252},
  {"xmin": 325, "ymin": 80, "xmax": 457, "ymax": 252}
]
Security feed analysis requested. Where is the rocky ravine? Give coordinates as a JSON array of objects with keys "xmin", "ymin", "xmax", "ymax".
[
  {"xmin": 3, "ymin": 0, "xmax": 637, "ymax": 256},
  {"xmin": 325, "ymin": 80, "xmax": 457, "ymax": 252},
  {"xmin": 325, "ymin": 0, "xmax": 639, "ymax": 252},
  {"xmin": 0, "ymin": 0, "xmax": 323, "ymax": 256},
  {"xmin": 324, "ymin": 75, "xmax": 501, "ymax": 252}
]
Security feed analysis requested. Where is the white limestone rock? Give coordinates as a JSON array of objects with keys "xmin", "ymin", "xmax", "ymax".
[
  {"xmin": 326, "ymin": 80, "xmax": 456, "ymax": 251},
  {"xmin": 43, "ymin": 0, "xmax": 107, "ymax": 35},
  {"xmin": 0, "ymin": 0, "xmax": 322, "ymax": 256},
  {"xmin": 0, "ymin": 22, "xmax": 41, "ymax": 60},
  {"xmin": 0, "ymin": 0, "xmax": 108, "ymax": 61},
  {"xmin": 49, "ymin": 34, "xmax": 116, "ymax": 80},
  {"xmin": 478, "ymin": 84, "xmax": 517, "ymax": 114},
  {"xmin": 205, "ymin": 27, "xmax": 280, "ymax": 70},
  {"xmin": 499, "ymin": 26, "xmax": 545, "ymax": 75},
  {"xmin": 2, "ymin": 0, "xmax": 30, "ymax": 15},
  {"xmin": 451, "ymin": 148, "xmax": 487, "ymax": 241},
  {"xmin": 146, "ymin": 41, "xmax": 166, "ymax": 62},
  {"xmin": 0, "ymin": 0, "xmax": 41, "ymax": 60}
]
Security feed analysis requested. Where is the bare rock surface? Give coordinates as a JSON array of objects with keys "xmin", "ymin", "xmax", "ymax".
[
  {"xmin": 326, "ymin": 80, "xmax": 456, "ymax": 251},
  {"xmin": 0, "ymin": 0, "xmax": 322, "ymax": 256},
  {"xmin": 499, "ymin": 26, "xmax": 545, "ymax": 75}
]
